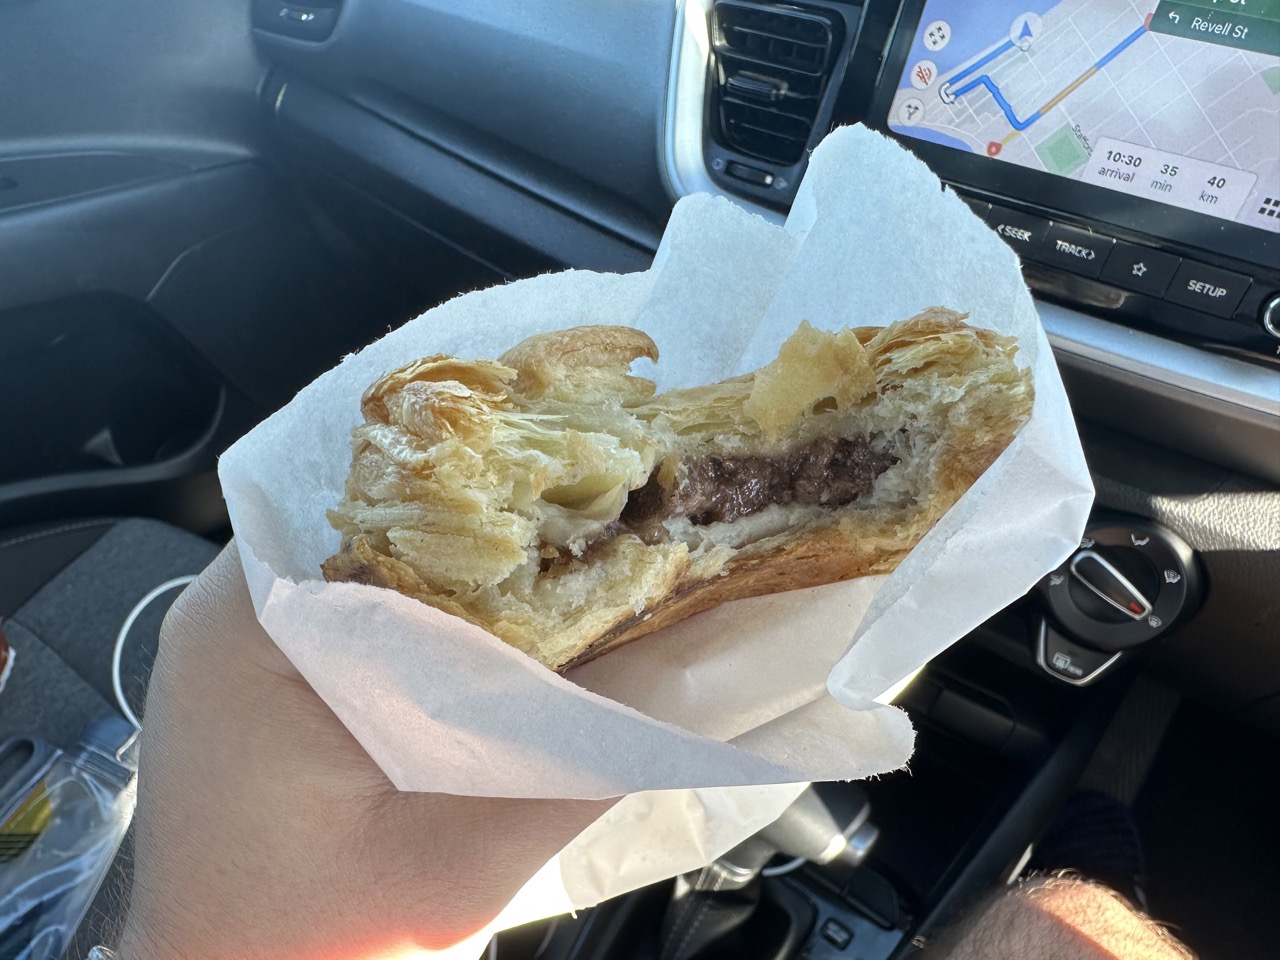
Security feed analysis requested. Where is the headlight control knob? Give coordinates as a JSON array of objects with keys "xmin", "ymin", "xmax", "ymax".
[{"xmin": 1035, "ymin": 514, "xmax": 1203, "ymax": 684}]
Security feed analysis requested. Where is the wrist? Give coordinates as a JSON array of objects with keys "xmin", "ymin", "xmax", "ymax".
[
  {"xmin": 1025, "ymin": 875, "xmax": 1191, "ymax": 959},
  {"xmin": 114, "ymin": 899, "xmax": 196, "ymax": 960},
  {"xmin": 932, "ymin": 874, "xmax": 1191, "ymax": 960},
  {"xmin": 112, "ymin": 925, "xmax": 167, "ymax": 960}
]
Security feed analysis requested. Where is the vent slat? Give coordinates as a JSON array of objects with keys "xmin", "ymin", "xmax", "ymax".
[
  {"xmin": 720, "ymin": 100, "xmax": 813, "ymax": 165},
  {"xmin": 711, "ymin": 1, "xmax": 840, "ymax": 167},
  {"xmin": 719, "ymin": 55, "xmax": 824, "ymax": 100}
]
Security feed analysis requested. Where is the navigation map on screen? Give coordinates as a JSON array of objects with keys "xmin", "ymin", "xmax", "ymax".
[{"xmin": 888, "ymin": 0, "xmax": 1280, "ymax": 234}]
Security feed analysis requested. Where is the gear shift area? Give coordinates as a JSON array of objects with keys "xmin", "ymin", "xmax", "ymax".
[
  {"xmin": 656, "ymin": 784, "xmax": 903, "ymax": 960},
  {"xmin": 493, "ymin": 515, "xmax": 1162, "ymax": 960}
]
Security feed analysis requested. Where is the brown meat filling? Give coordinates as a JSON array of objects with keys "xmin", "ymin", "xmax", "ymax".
[{"xmin": 621, "ymin": 433, "xmax": 898, "ymax": 530}]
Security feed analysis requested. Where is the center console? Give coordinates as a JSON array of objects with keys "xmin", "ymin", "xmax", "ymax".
[
  {"xmin": 491, "ymin": 598, "xmax": 1138, "ymax": 960},
  {"xmin": 487, "ymin": 503, "xmax": 1202, "ymax": 959}
]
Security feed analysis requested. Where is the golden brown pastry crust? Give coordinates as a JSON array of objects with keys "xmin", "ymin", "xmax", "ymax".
[{"xmin": 322, "ymin": 310, "xmax": 1033, "ymax": 671}]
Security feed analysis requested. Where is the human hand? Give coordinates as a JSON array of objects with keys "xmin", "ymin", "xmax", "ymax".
[{"xmin": 118, "ymin": 542, "xmax": 613, "ymax": 960}]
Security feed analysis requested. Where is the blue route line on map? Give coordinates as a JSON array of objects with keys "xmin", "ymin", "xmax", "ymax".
[
  {"xmin": 946, "ymin": 21, "xmax": 1150, "ymax": 135},
  {"xmin": 1093, "ymin": 21, "xmax": 1149, "ymax": 70},
  {"xmin": 953, "ymin": 75, "xmax": 1041, "ymax": 130}
]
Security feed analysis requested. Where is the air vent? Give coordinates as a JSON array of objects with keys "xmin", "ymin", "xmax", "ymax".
[{"xmin": 710, "ymin": 1, "xmax": 843, "ymax": 167}]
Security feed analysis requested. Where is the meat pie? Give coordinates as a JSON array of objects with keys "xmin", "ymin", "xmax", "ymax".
[{"xmin": 322, "ymin": 310, "xmax": 1034, "ymax": 670}]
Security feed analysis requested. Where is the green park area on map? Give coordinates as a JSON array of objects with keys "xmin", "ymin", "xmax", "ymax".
[
  {"xmin": 1153, "ymin": 0, "xmax": 1280, "ymax": 56},
  {"xmin": 1036, "ymin": 125, "xmax": 1090, "ymax": 177}
]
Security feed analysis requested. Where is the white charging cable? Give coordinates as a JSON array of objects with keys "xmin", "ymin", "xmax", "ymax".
[{"xmin": 112, "ymin": 576, "xmax": 198, "ymax": 729}]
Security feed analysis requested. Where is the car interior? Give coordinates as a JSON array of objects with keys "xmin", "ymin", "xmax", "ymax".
[{"xmin": 0, "ymin": 0, "xmax": 1277, "ymax": 958}]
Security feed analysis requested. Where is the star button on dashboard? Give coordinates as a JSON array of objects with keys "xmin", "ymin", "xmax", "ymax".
[{"xmin": 1098, "ymin": 242, "xmax": 1182, "ymax": 298}]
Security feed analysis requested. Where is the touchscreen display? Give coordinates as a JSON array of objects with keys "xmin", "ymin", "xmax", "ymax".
[{"xmin": 887, "ymin": 1, "xmax": 1280, "ymax": 234}]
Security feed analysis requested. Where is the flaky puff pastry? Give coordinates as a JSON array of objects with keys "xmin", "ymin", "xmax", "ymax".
[{"xmin": 322, "ymin": 309, "xmax": 1033, "ymax": 670}]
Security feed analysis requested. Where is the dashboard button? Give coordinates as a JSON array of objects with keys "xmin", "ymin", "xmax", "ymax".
[
  {"xmin": 1261, "ymin": 293, "xmax": 1280, "ymax": 340},
  {"xmin": 1038, "ymin": 223, "xmax": 1114, "ymax": 279},
  {"xmin": 1164, "ymin": 260, "xmax": 1251, "ymax": 318},
  {"xmin": 725, "ymin": 161, "xmax": 774, "ymax": 187},
  {"xmin": 820, "ymin": 918, "xmax": 853, "ymax": 949},
  {"xmin": 1038, "ymin": 623, "xmax": 1121, "ymax": 687},
  {"xmin": 251, "ymin": 0, "xmax": 339, "ymax": 40},
  {"xmin": 981, "ymin": 205, "xmax": 1051, "ymax": 256},
  {"xmin": 1070, "ymin": 550, "xmax": 1152, "ymax": 620},
  {"xmin": 1099, "ymin": 242, "xmax": 1181, "ymax": 297}
]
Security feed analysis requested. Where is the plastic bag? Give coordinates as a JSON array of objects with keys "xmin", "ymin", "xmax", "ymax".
[{"xmin": 0, "ymin": 717, "xmax": 137, "ymax": 960}]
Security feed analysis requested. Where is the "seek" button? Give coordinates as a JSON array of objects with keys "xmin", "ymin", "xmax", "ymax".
[{"xmin": 1164, "ymin": 260, "xmax": 1251, "ymax": 319}]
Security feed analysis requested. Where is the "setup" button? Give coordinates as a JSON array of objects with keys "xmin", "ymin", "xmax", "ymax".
[{"xmin": 1164, "ymin": 260, "xmax": 1251, "ymax": 319}]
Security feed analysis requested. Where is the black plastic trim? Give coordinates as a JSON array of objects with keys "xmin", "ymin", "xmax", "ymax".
[
  {"xmin": 1055, "ymin": 347, "xmax": 1280, "ymax": 485},
  {"xmin": 270, "ymin": 76, "xmax": 656, "ymax": 276},
  {"xmin": 0, "ymin": 386, "xmax": 244, "ymax": 533},
  {"xmin": 252, "ymin": 0, "xmax": 675, "ymax": 244},
  {"xmin": 893, "ymin": 675, "xmax": 1131, "ymax": 954},
  {"xmin": 0, "ymin": 161, "xmax": 274, "ymax": 314},
  {"xmin": 0, "ymin": 153, "xmax": 190, "ymax": 214}
]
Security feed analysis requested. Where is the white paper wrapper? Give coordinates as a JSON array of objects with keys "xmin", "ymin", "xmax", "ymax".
[{"xmin": 218, "ymin": 126, "xmax": 1093, "ymax": 947}]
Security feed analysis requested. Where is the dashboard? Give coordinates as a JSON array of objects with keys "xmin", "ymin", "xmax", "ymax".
[
  {"xmin": 664, "ymin": 0, "xmax": 1280, "ymax": 484},
  {"xmin": 684, "ymin": 0, "xmax": 1278, "ymax": 360}
]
